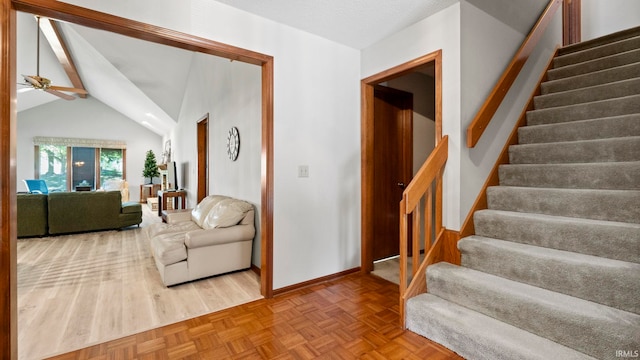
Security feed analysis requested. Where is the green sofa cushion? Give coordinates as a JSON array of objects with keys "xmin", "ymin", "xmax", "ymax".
[
  {"xmin": 48, "ymin": 191, "xmax": 123, "ymax": 234},
  {"xmin": 17, "ymin": 193, "xmax": 48, "ymax": 238},
  {"xmin": 121, "ymin": 201, "xmax": 142, "ymax": 214}
]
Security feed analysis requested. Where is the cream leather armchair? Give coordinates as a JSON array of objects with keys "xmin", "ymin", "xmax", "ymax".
[{"xmin": 146, "ymin": 195, "xmax": 255, "ymax": 286}]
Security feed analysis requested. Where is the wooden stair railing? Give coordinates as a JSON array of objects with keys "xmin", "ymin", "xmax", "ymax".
[
  {"xmin": 399, "ymin": 135, "xmax": 448, "ymax": 327},
  {"xmin": 466, "ymin": 0, "xmax": 562, "ymax": 148}
]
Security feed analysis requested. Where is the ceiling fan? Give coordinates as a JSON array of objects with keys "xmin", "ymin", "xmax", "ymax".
[{"xmin": 20, "ymin": 16, "xmax": 87, "ymax": 101}]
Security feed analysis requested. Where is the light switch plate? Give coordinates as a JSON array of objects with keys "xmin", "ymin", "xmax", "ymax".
[{"xmin": 298, "ymin": 165, "xmax": 309, "ymax": 178}]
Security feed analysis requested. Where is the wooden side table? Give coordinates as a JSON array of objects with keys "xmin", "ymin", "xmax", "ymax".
[
  {"xmin": 140, "ymin": 184, "xmax": 161, "ymax": 203},
  {"xmin": 157, "ymin": 190, "xmax": 187, "ymax": 216}
]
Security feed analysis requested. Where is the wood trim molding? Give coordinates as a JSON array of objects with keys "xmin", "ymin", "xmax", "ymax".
[
  {"xmin": 261, "ymin": 59, "xmax": 274, "ymax": 299},
  {"xmin": 466, "ymin": 0, "xmax": 561, "ymax": 148},
  {"xmin": 459, "ymin": 48, "xmax": 559, "ymax": 239},
  {"xmin": 0, "ymin": 0, "xmax": 17, "ymax": 357},
  {"xmin": 272, "ymin": 267, "xmax": 361, "ymax": 296},
  {"xmin": 361, "ymin": 50, "xmax": 443, "ymax": 274},
  {"xmin": 563, "ymin": 0, "xmax": 581, "ymax": 45},
  {"xmin": 12, "ymin": 0, "xmax": 271, "ymax": 66}
]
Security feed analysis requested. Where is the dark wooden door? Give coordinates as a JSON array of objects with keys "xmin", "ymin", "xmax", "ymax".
[
  {"xmin": 372, "ymin": 85, "xmax": 413, "ymax": 261},
  {"xmin": 197, "ymin": 114, "xmax": 209, "ymax": 203}
]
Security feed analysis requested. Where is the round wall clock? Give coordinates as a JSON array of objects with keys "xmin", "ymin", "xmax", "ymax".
[{"xmin": 226, "ymin": 126, "xmax": 240, "ymax": 161}]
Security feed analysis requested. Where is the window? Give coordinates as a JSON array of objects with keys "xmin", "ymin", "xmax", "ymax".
[
  {"xmin": 38, "ymin": 144, "xmax": 67, "ymax": 192},
  {"xmin": 34, "ymin": 137, "xmax": 126, "ymax": 191}
]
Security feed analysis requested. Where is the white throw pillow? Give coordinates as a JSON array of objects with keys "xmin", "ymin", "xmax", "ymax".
[
  {"xmin": 191, "ymin": 195, "xmax": 228, "ymax": 227},
  {"xmin": 203, "ymin": 199, "xmax": 253, "ymax": 229}
]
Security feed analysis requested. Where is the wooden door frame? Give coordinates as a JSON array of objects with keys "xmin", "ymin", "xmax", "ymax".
[
  {"xmin": 361, "ymin": 50, "xmax": 442, "ymax": 273},
  {"xmin": 197, "ymin": 114, "xmax": 209, "ymax": 203},
  {"xmin": 1, "ymin": 1, "xmax": 275, "ymax": 356},
  {"xmin": 563, "ymin": 0, "xmax": 581, "ymax": 46}
]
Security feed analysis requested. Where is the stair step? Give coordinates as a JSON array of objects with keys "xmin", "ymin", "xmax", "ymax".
[
  {"xmin": 486, "ymin": 186, "xmax": 640, "ymax": 223},
  {"xmin": 406, "ymin": 293, "xmax": 597, "ymax": 360},
  {"xmin": 518, "ymin": 114, "xmax": 640, "ymax": 144},
  {"xmin": 459, "ymin": 236, "xmax": 640, "ymax": 314},
  {"xmin": 473, "ymin": 209, "xmax": 640, "ymax": 263},
  {"xmin": 554, "ymin": 35, "xmax": 640, "ymax": 68},
  {"xmin": 558, "ymin": 25, "xmax": 640, "ymax": 56},
  {"xmin": 541, "ymin": 62, "xmax": 640, "ymax": 95},
  {"xmin": 498, "ymin": 161, "xmax": 640, "ymax": 189},
  {"xmin": 526, "ymin": 94, "xmax": 640, "ymax": 125},
  {"xmin": 534, "ymin": 77, "xmax": 640, "ymax": 109},
  {"xmin": 509, "ymin": 136, "xmax": 640, "ymax": 164},
  {"xmin": 426, "ymin": 262, "xmax": 640, "ymax": 360},
  {"xmin": 546, "ymin": 48, "xmax": 640, "ymax": 81}
]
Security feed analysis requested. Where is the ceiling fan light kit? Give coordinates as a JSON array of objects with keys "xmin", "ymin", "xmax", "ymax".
[{"xmin": 20, "ymin": 16, "xmax": 87, "ymax": 101}]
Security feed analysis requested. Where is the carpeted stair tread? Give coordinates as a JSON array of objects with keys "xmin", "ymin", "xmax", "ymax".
[
  {"xmin": 406, "ymin": 293, "xmax": 597, "ymax": 360},
  {"xmin": 518, "ymin": 114, "xmax": 640, "ymax": 144},
  {"xmin": 486, "ymin": 186, "xmax": 640, "ymax": 223},
  {"xmin": 533, "ymin": 77, "xmax": 640, "ymax": 109},
  {"xmin": 459, "ymin": 236, "xmax": 640, "ymax": 314},
  {"xmin": 558, "ymin": 25, "xmax": 640, "ymax": 56},
  {"xmin": 426, "ymin": 262, "xmax": 640, "ymax": 360},
  {"xmin": 526, "ymin": 94, "xmax": 640, "ymax": 125},
  {"xmin": 408, "ymin": 26, "xmax": 640, "ymax": 359},
  {"xmin": 498, "ymin": 161, "xmax": 640, "ymax": 189},
  {"xmin": 554, "ymin": 35, "xmax": 640, "ymax": 68},
  {"xmin": 473, "ymin": 209, "xmax": 640, "ymax": 264},
  {"xmin": 509, "ymin": 136, "xmax": 640, "ymax": 164},
  {"xmin": 541, "ymin": 62, "xmax": 640, "ymax": 95},
  {"xmin": 546, "ymin": 48, "xmax": 640, "ymax": 81}
]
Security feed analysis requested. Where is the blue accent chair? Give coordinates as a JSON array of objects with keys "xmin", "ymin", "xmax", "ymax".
[{"xmin": 23, "ymin": 179, "xmax": 49, "ymax": 194}]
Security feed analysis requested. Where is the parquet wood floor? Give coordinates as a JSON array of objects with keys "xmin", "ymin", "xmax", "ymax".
[{"xmin": 47, "ymin": 273, "xmax": 464, "ymax": 359}]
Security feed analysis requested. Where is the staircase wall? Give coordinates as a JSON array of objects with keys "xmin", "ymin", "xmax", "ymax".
[
  {"xmin": 582, "ymin": 0, "xmax": 640, "ymax": 41},
  {"xmin": 459, "ymin": 1, "xmax": 562, "ymax": 231}
]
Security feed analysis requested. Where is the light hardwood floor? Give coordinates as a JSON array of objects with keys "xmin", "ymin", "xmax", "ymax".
[
  {"xmin": 48, "ymin": 272, "xmax": 464, "ymax": 359},
  {"xmin": 17, "ymin": 205, "xmax": 261, "ymax": 360}
]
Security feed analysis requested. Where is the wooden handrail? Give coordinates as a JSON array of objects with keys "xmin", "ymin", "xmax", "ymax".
[
  {"xmin": 403, "ymin": 136, "xmax": 448, "ymax": 212},
  {"xmin": 466, "ymin": 0, "xmax": 561, "ymax": 148},
  {"xmin": 399, "ymin": 136, "xmax": 448, "ymax": 327}
]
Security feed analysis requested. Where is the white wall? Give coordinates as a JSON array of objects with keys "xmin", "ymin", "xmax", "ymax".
[
  {"xmin": 16, "ymin": 97, "xmax": 163, "ymax": 199},
  {"xmin": 174, "ymin": 53, "xmax": 263, "ymax": 267},
  {"xmin": 582, "ymin": 0, "xmax": 640, "ymax": 41},
  {"xmin": 459, "ymin": 0, "xmax": 562, "ymax": 228},
  {"xmin": 62, "ymin": 0, "xmax": 362, "ymax": 290},
  {"xmin": 362, "ymin": 3, "xmax": 462, "ymax": 229}
]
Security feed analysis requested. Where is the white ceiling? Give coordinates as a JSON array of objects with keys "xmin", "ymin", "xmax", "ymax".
[
  {"xmin": 16, "ymin": 0, "xmax": 462, "ymax": 135},
  {"xmin": 213, "ymin": 0, "xmax": 459, "ymax": 49}
]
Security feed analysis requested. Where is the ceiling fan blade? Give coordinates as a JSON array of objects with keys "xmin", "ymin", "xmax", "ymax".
[
  {"xmin": 45, "ymin": 89, "xmax": 76, "ymax": 101},
  {"xmin": 48, "ymin": 85, "xmax": 88, "ymax": 95}
]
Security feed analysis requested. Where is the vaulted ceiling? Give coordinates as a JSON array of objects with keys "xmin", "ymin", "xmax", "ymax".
[{"xmin": 18, "ymin": 0, "xmax": 538, "ymax": 136}]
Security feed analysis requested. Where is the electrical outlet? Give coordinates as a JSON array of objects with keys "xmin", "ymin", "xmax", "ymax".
[{"xmin": 298, "ymin": 165, "xmax": 309, "ymax": 178}]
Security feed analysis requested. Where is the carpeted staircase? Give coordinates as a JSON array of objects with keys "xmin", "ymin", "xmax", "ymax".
[{"xmin": 406, "ymin": 27, "xmax": 640, "ymax": 360}]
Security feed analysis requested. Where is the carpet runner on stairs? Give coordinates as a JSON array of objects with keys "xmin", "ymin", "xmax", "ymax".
[{"xmin": 406, "ymin": 25, "xmax": 640, "ymax": 360}]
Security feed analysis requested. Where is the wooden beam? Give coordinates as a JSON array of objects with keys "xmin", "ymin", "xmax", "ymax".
[{"xmin": 38, "ymin": 17, "xmax": 86, "ymax": 98}]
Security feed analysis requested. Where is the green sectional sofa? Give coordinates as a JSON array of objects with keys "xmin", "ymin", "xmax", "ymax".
[
  {"xmin": 17, "ymin": 193, "xmax": 48, "ymax": 237},
  {"xmin": 17, "ymin": 191, "xmax": 142, "ymax": 237}
]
